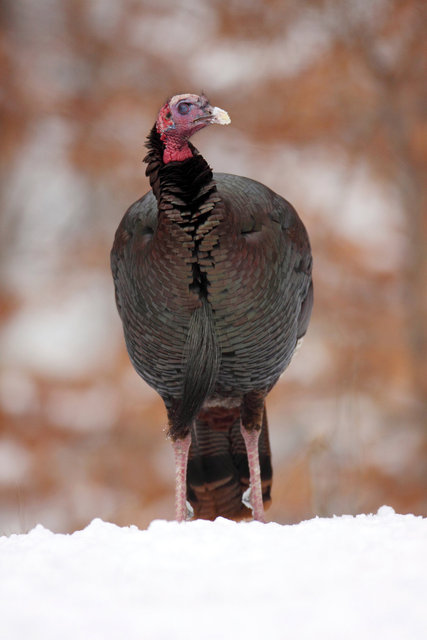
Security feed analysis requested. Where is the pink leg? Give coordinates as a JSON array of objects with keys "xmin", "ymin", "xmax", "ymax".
[
  {"xmin": 240, "ymin": 426, "xmax": 265, "ymax": 522},
  {"xmin": 172, "ymin": 432, "xmax": 191, "ymax": 522}
]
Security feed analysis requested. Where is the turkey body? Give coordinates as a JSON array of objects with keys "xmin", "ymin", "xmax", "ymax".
[{"xmin": 111, "ymin": 123, "xmax": 313, "ymax": 520}]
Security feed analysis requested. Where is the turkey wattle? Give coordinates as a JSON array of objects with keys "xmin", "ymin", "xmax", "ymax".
[{"xmin": 111, "ymin": 93, "xmax": 313, "ymax": 522}]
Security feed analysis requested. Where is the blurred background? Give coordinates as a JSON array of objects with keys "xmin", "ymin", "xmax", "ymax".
[{"xmin": 0, "ymin": 0, "xmax": 426, "ymax": 534}]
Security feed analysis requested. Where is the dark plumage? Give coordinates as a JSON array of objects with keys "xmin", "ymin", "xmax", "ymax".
[{"xmin": 111, "ymin": 94, "xmax": 313, "ymax": 522}]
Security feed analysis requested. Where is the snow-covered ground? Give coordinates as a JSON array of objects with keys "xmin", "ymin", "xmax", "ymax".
[{"xmin": 1, "ymin": 506, "xmax": 426, "ymax": 640}]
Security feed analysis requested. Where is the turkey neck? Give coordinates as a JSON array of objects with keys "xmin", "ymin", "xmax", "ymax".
[
  {"xmin": 144, "ymin": 126, "xmax": 223, "ymax": 299},
  {"xmin": 144, "ymin": 125, "xmax": 217, "ymax": 207}
]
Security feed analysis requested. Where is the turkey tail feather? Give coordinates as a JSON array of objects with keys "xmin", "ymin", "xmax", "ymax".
[{"xmin": 187, "ymin": 406, "xmax": 273, "ymax": 520}]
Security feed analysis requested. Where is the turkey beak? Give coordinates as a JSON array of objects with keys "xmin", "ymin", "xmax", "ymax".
[
  {"xmin": 209, "ymin": 106, "xmax": 231, "ymax": 126},
  {"xmin": 193, "ymin": 105, "xmax": 231, "ymax": 126}
]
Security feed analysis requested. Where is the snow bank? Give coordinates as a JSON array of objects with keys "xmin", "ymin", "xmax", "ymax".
[{"xmin": 1, "ymin": 507, "xmax": 426, "ymax": 640}]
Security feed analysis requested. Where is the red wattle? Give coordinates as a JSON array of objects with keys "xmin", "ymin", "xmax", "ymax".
[{"xmin": 163, "ymin": 142, "xmax": 193, "ymax": 164}]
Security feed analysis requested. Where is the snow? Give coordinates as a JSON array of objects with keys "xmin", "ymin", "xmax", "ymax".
[{"xmin": 1, "ymin": 507, "xmax": 426, "ymax": 640}]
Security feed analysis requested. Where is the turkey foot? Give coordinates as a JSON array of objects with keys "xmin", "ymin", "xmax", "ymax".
[
  {"xmin": 240, "ymin": 425, "xmax": 265, "ymax": 522},
  {"xmin": 172, "ymin": 432, "xmax": 192, "ymax": 522}
]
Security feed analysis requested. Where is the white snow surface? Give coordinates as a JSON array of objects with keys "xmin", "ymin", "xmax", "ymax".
[{"xmin": 1, "ymin": 506, "xmax": 426, "ymax": 640}]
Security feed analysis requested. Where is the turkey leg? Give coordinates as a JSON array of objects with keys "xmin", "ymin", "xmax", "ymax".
[
  {"xmin": 241, "ymin": 391, "xmax": 266, "ymax": 522},
  {"xmin": 172, "ymin": 432, "xmax": 192, "ymax": 522}
]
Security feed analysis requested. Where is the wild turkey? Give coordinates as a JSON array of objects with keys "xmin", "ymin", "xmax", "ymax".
[{"xmin": 111, "ymin": 93, "xmax": 313, "ymax": 522}]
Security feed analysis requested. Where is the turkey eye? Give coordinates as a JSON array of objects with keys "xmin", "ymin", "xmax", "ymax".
[{"xmin": 177, "ymin": 102, "xmax": 191, "ymax": 115}]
